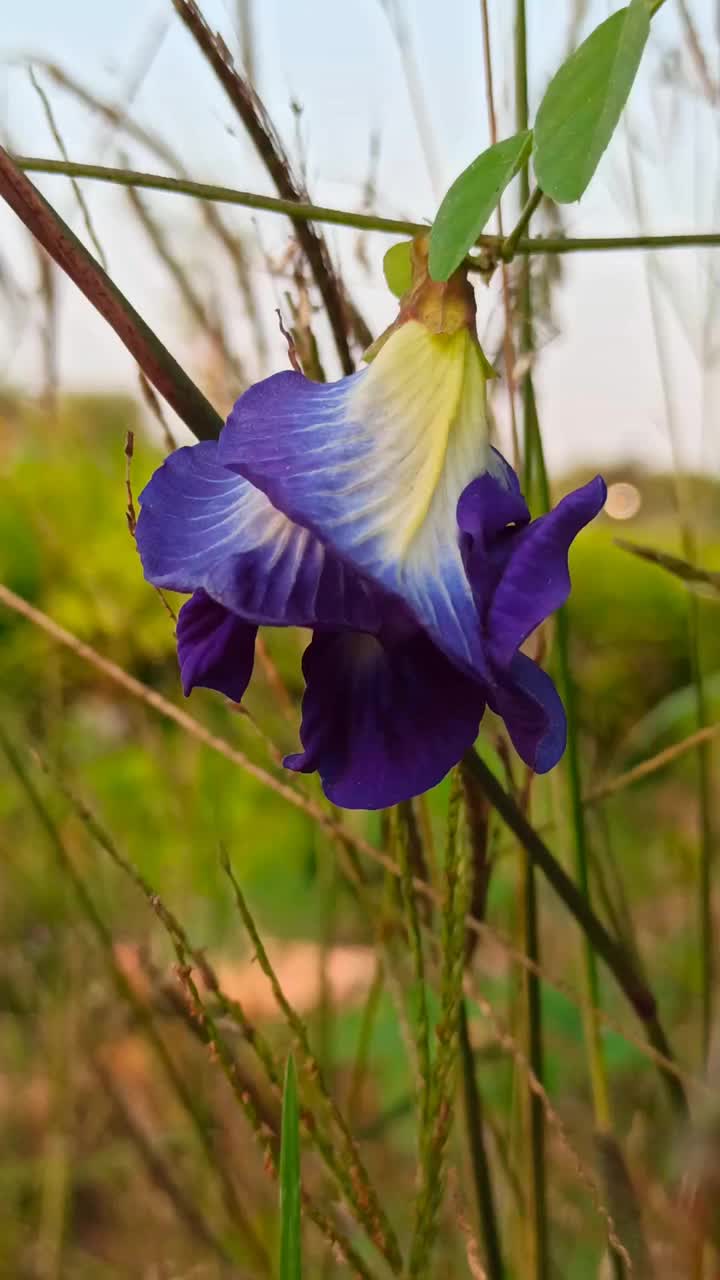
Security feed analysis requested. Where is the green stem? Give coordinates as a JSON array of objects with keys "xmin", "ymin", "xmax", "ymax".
[
  {"xmin": 12, "ymin": 154, "xmax": 418, "ymax": 233},
  {"xmin": 502, "ymin": 186, "xmax": 543, "ymax": 261},
  {"xmin": 458, "ymin": 1002, "xmax": 505, "ymax": 1280},
  {"xmin": 13, "ymin": 156, "xmax": 720, "ymax": 256},
  {"xmin": 522, "ymin": 374, "xmax": 550, "ymax": 510},
  {"xmin": 513, "ymin": 232, "xmax": 720, "ymax": 253},
  {"xmin": 514, "ymin": 0, "xmax": 530, "ymax": 202}
]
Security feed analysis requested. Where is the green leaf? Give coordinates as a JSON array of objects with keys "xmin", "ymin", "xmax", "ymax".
[
  {"xmin": 534, "ymin": 0, "xmax": 650, "ymax": 203},
  {"xmin": 429, "ymin": 130, "xmax": 533, "ymax": 281},
  {"xmin": 383, "ymin": 240, "xmax": 413, "ymax": 297},
  {"xmin": 279, "ymin": 1055, "xmax": 302, "ymax": 1280}
]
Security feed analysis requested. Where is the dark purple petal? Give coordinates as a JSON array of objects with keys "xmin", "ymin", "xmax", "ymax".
[
  {"xmin": 136, "ymin": 441, "xmax": 380, "ymax": 632},
  {"xmin": 284, "ymin": 629, "xmax": 486, "ymax": 810},
  {"xmin": 487, "ymin": 652, "xmax": 567, "ymax": 773},
  {"xmin": 456, "ymin": 450, "xmax": 529, "ymax": 543},
  {"xmin": 457, "ymin": 456, "xmax": 531, "ymax": 612},
  {"xmin": 176, "ymin": 590, "xmax": 257, "ymax": 701},
  {"xmin": 487, "ymin": 476, "xmax": 607, "ymax": 669}
]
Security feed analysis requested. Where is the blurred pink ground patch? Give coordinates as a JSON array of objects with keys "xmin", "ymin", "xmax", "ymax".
[{"xmin": 213, "ymin": 939, "xmax": 377, "ymax": 1019}]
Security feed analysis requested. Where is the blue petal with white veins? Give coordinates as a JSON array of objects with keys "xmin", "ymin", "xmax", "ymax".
[{"xmin": 136, "ymin": 440, "xmax": 381, "ymax": 631}]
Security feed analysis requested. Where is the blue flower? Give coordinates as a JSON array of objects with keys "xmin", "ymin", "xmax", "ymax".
[{"xmin": 136, "ymin": 239, "xmax": 605, "ymax": 809}]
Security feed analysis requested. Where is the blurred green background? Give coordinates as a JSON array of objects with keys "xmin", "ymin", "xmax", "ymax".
[{"xmin": 2, "ymin": 392, "xmax": 719, "ymax": 1276}]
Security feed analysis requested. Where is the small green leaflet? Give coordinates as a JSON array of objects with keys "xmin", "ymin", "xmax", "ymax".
[
  {"xmin": 534, "ymin": 0, "xmax": 650, "ymax": 203},
  {"xmin": 279, "ymin": 1055, "xmax": 302, "ymax": 1280},
  {"xmin": 429, "ymin": 130, "xmax": 533, "ymax": 281},
  {"xmin": 383, "ymin": 240, "xmax": 413, "ymax": 297},
  {"xmin": 615, "ymin": 539, "xmax": 720, "ymax": 595}
]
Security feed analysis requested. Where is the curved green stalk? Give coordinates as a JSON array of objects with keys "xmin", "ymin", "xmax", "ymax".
[{"xmin": 13, "ymin": 156, "xmax": 720, "ymax": 255}]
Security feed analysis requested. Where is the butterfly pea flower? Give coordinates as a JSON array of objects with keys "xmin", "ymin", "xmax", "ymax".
[{"xmin": 136, "ymin": 237, "xmax": 605, "ymax": 809}]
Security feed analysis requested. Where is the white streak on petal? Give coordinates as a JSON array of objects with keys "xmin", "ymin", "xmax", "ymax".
[{"xmin": 343, "ymin": 321, "xmax": 490, "ymax": 665}]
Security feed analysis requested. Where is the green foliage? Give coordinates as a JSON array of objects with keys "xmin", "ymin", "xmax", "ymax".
[
  {"xmin": 566, "ymin": 522, "xmax": 709, "ymax": 751},
  {"xmin": 0, "ymin": 399, "xmax": 323, "ymax": 942},
  {"xmin": 428, "ymin": 131, "xmax": 533, "ymax": 280},
  {"xmin": 279, "ymin": 1055, "xmax": 302, "ymax": 1280},
  {"xmin": 534, "ymin": 1, "xmax": 650, "ymax": 202},
  {"xmin": 620, "ymin": 673, "xmax": 720, "ymax": 760}
]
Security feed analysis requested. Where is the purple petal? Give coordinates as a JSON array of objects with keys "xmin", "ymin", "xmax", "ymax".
[
  {"xmin": 487, "ymin": 652, "xmax": 567, "ymax": 773},
  {"xmin": 136, "ymin": 441, "xmax": 380, "ymax": 632},
  {"xmin": 176, "ymin": 590, "xmax": 257, "ymax": 701},
  {"xmin": 284, "ymin": 628, "xmax": 485, "ymax": 810},
  {"xmin": 457, "ymin": 456, "xmax": 531, "ymax": 612},
  {"xmin": 487, "ymin": 477, "xmax": 607, "ymax": 669},
  {"xmin": 457, "ymin": 450, "xmax": 529, "ymax": 543}
]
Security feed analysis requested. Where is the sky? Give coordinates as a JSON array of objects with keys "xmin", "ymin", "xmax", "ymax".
[{"xmin": 1, "ymin": 0, "xmax": 719, "ymax": 475}]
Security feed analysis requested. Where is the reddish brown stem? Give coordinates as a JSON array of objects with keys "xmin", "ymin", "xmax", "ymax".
[
  {"xmin": 171, "ymin": 0, "xmax": 358, "ymax": 373},
  {"xmin": 0, "ymin": 144, "xmax": 223, "ymax": 440}
]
